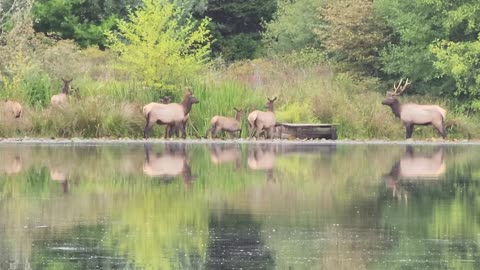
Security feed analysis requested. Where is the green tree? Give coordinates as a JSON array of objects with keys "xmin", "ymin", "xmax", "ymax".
[
  {"xmin": 106, "ymin": 0, "xmax": 212, "ymax": 92},
  {"xmin": 32, "ymin": 0, "xmax": 140, "ymax": 48},
  {"xmin": 204, "ymin": 0, "xmax": 276, "ymax": 61},
  {"xmin": 263, "ymin": 0, "xmax": 324, "ymax": 55},
  {"xmin": 375, "ymin": 0, "xmax": 480, "ymax": 103},
  {"xmin": 316, "ymin": 0, "xmax": 390, "ymax": 76}
]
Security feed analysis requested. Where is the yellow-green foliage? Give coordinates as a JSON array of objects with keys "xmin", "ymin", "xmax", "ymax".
[{"xmin": 107, "ymin": 0, "xmax": 212, "ymax": 92}]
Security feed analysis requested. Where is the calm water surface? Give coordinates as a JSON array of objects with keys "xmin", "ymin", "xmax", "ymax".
[{"xmin": 0, "ymin": 143, "xmax": 478, "ymax": 269}]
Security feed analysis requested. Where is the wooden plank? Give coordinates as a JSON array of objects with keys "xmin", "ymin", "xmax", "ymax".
[{"xmin": 273, "ymin": 122, "xmax": 337, "ymax": 140}]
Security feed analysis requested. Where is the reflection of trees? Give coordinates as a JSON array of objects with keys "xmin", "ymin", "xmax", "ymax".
[
  {"xmin": 104, "ymin": 185, "xmax": 209, "ymax": 270},
  {"xmin": 378, "ymin": 146, "xmax": 480, "ymax": 269},
  {"xmin": 0, "ymin": 144, "xmax": 479, "ymax": 269}
]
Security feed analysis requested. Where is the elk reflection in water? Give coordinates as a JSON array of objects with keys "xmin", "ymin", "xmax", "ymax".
[
  {"xmin": 0, "ymin": 152, "xmax": 23, "ymax": 175},
  {"xmin": 210, "ymin": 144, "xmax": 242, "ymax": 167},
  {"xmin": 384, "ymin": 145, "xmax": 446, "ymax": 200},
  {"xmin": 143, "ymin": 144, "xmax": 194, "ymax": 186},
  {"xmin": 247, "ymin": 144, "xmax": 278, "ymax": 182}
]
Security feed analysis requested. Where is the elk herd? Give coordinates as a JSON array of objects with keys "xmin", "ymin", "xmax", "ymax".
[{"xmin": 1, "ymin": 77, "xmax": 449, "ymax": 140}]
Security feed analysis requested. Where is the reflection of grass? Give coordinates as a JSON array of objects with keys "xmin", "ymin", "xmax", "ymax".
[
  {"xmin": 0, "ymin": 145, "xmax": 479, "ymax": 269},
  {"xmin": 105, "ymin": 184, "xmax": 209, "ymax": 270}
]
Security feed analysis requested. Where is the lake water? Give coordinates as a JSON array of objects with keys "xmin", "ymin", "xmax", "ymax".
[{"xmin": 0, "ymin": 142, "xmax": 478, "ymax": 269}]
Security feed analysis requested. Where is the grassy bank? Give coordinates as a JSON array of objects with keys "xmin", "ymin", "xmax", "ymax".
[{"xmin": 1, "ymin": 56, "xmax": 479, "ymax": 140}]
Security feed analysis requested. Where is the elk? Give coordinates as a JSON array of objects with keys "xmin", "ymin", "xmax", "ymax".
[
  {"xmin": 1, "ymin": 100, "xmax": 23, "ymax": 118},
  {"xmin": 158, "ymin": 95, "xmax": 189, "ymax": 138},
  {"xmin": 248, "ymin": 97, "xmax": 277, "ymax": 139},
  {"xmin": 143, "ymin": 89, "xmax": 199, "ymax": 139},
  {"xmin": 51, "ymin": 78, "xmax": 73, "ymax": 107},
  {"xmin": 382, "ymin": 79, "xmax": 447, "ymax": 139},
  {"xmin": 143, "ymin": 144, "xmax": 194, "ymax": 186},
  {"xmin": 384, "ymin": 146, "xmax": 446, "ymax": 200},
  {"xmin": 206, "ymin": 107, "xmax": 244, "ymax": 139}
]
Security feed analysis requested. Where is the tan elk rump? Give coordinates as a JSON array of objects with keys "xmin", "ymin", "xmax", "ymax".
[
  {"xmin": 248, "ymin": 97, "xmax": 277, "ymax": 139},
  {"xmin": 1, "ymin": 100, "xmax": 23, "ymax": 118}
]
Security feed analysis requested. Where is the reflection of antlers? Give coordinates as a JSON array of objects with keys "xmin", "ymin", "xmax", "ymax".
[{"xmin": 387, "ymin": 78, "xmax": 411, "ymax": 97}]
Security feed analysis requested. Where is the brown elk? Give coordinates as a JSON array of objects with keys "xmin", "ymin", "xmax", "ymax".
[
  {"xmin": 1, "ymin": 100, "xmax": 23, "ymax": 118},
  {"xmin": 206, "ymin": 107, "xmax": 244, "ymax": 139},
  {"xmin": 143, "ymin": 144, "xmax": 194, "ymax": 186},
  {"xmin": 384, "ymin": 146, "xmax": 446, "ymax": 200},
  {"xmin": 51, "ymin": 78, "xmax": 73, "ymax": 107},
  {"xmin": 382, "ymin": 79, "xmax": 447, "ymax": 139},
  {"xmin": 248, "ymin": 97, "xmax": 277, "ymax": 139},
  {"xmin": 143, "ymin": 89, "xmax": 199, "ymax": 139}
]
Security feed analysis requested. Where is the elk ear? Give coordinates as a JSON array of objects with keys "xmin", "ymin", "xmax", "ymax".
[{"xmin": 272, "ymin": 97, "xmax": 277, "ymax": 102}]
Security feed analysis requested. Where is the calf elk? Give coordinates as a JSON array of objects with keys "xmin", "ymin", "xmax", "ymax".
[
  {"xmin": 248, "ymin": 97, "xmax": 277, "ymax": 139},
  {"xmin": 51, "ymin": 78, "xmax": 73, "ymax": 107},
  {"xmin": 382, "ymin": 79, "xmax": 447, "ymax": 139},
  {"xmin": 206, "ymin": 107, "xmax": 244, "ymax": 139}
]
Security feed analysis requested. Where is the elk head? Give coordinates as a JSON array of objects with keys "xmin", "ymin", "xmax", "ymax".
[
  {"xmin": 183, "ymin": 88, "xmax": 200, "ymax": 105},
  {"xmin": 61, "ymin": 78, "xmax": 73, "ymax": 95},
  {"xmin": 382, "ymin": 78, "xmax": 411, "ymax": 106},
  {"xmin": 265, "ymin": 97, "xmax": 277, "ymax": 111},
  {"xmin": 234, "ymin": 107, "xmax": 244, "ymax": 120}
]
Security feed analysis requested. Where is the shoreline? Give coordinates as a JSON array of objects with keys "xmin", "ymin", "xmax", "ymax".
[{"xmin": 0, "ymin": 137, "xmax": 477, "ymax": 146}]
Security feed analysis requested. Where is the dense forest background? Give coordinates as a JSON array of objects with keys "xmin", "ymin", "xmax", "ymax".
[{"xmin": 1, "ymin": 0, "xmax": 480, "ymax": 139}]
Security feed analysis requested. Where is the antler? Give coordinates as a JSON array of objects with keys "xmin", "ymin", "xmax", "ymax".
[{"xmin": 387, "ymin": 78, "xmax": 411, "ymax": 97}]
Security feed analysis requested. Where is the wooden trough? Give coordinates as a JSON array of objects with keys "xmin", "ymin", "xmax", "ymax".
[{"xmin": 273, "ymin": 123, "xmax": 337, "ymax": 140}]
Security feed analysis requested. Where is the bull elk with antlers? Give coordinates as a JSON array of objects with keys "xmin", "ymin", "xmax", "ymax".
[{"xmin": 382, "ymin": 79, "xmax": 447, "ymax": 139}]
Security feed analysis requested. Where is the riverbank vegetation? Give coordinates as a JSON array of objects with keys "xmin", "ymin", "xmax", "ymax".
[{"xmin": 1, "ymin": 0, "xmax": 480, "ymax": 139}]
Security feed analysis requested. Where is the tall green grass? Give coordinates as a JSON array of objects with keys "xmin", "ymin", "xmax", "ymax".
[{"xmin": 1, "ymin": 52, "xmax": 479, "ymax": 139}]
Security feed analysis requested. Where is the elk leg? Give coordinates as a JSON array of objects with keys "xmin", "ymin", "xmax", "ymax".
[
  {"xmin": 164, "ymin": 125, "xmax": 170, "ymax": 139},
  {"xmin": 181, "ymin": 123, "xmax": 187, "ymax": 139},
  {"xmin": 255, "ymin": 127, "xmax": 263, "ymax": 139},
  {"xmin": 405, "ymin": 123, "xmax": 413, "ymax": 139},
  {"xmin": 144, "ymin": 121, "xmax": 154, "ymax": 139},
  {"xmin": 438, "ymin": 122, "xmax": 447, "ymax": 139},
  {"xmin": 212, "ymin": 127, "xmax": 220, "ymax": 139},
  {"xmin": 206, "ymin": 126, "xmax": 214, "ymax": 138},
  {"xmin": 248, "ymin": 123, "xmax": 256, "ymax": 138},
  {"xmin": 266, "ymin": 127, "xmax": 274, "ymax": 139}
]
